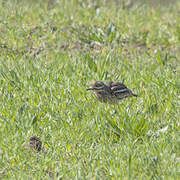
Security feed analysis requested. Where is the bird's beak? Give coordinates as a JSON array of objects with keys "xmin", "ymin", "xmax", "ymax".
[
  {"xmin": 86, "ymin": 86, "xmax": 104, "ymax": 91},
  {"xmin": 86, "ymin": 87, "xmax": 94, "ymax": 91}
]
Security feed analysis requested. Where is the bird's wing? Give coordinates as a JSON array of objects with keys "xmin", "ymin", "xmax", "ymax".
[
  {"xmin": 110, "ymin": 82, "xmax": 128, "ymax": 90},
  {"xmin": 110, "ymin": 82, "xmax": 132, "ymax": 99}
]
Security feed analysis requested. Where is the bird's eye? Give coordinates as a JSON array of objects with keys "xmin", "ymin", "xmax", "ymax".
[{"xmin": 95, "ymin": 82, "xmax": 103, "ymax": 87}]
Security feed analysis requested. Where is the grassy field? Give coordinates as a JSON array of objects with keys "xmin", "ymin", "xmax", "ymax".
[{"xmin": 0, "ymin": 0, "xmax": 180, "ymax": 179}]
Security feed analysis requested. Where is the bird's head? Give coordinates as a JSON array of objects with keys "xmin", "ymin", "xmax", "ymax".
[{"xmin": 86, "ymin": 81, "xmax": 105, "ymax": 91}]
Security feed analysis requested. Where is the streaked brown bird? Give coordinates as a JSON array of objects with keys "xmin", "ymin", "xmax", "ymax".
[{"xmin": 86, "ymin": 81, "xmax": 137, "ymax": 103}]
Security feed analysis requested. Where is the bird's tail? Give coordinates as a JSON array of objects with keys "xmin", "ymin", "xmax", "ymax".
[{"xmin": 132, "ymin": 93, "xmax": 138, "ymax": 97}]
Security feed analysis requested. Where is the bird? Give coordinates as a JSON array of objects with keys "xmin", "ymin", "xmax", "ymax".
[
  {"xmin": 86, "ymin": 81, "xmax": 137, "ymax": 104},
  {"xmin": 24, "ymin": 136, "xmax": 42, "ymax": 152}
]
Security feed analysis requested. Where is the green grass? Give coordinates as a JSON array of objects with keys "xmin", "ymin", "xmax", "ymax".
[{"xmin": 0, "ymin": 0, "xmax": 180, "ymax": 179}]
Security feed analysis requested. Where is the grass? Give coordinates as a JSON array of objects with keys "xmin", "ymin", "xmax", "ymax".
[{"xmin": 0, "ymin": 0, "xmax": 180, "ymax": 179}]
